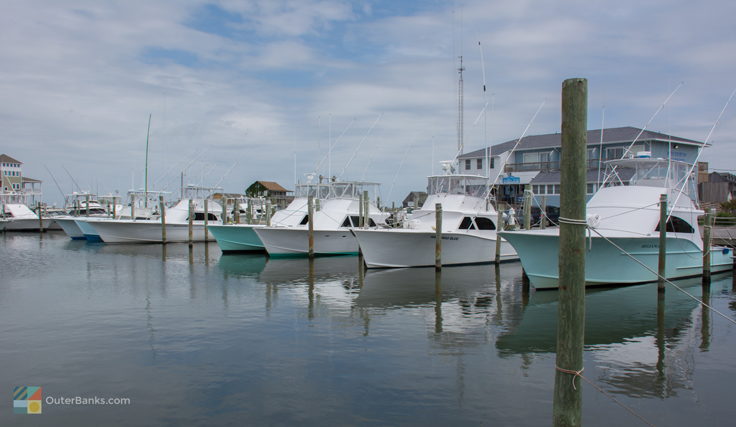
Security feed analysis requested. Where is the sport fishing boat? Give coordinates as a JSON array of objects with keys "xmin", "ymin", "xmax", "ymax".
[
  {"xmin": 253, "ymin": 179, "xmax": 389, "ymax": 257},
  {"xmin": 352, "ymin": 160, "xmax": 517, "ymax": 268},
  {"xmin": 55, "ymin": 193, "xmax": 114, "ymax": 240},
  {"xmin": 0, "ymin": 203, "xmax": 52, "ymax": 231},
  {"xmin": 500, "ymin": 156, "xmax": 733, "ymax": 289}
]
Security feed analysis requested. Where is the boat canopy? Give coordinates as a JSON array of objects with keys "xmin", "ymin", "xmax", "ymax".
[
  {"xmin": 295, "ymin": 181, "xmax": 380, "ymax": 200},
  {"xmin": 603, "ymin": 158, "xmax": 697, "ymax": 201},
  {"xmin": 427, "ymin": 174, "xmax": 487, "ymax": 198}
]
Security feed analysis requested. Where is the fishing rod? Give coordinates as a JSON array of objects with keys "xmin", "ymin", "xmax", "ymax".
[
  {"xmin": 339, "ymin": 113, "xmax": 383, "ymax": 178},
  {"xmin": 61, "ymin": 165, "xmax": 83, "ymax": 194},
  {"xmin": 43, "ymin": 165, "xmax": 67, "ymax": 205}
]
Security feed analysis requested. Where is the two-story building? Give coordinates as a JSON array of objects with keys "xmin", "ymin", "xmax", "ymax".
[
  {"xmin": 457, "ymin": 126, "xmax": 705, "ymax": 207},
  {"xmin": 0, "ymin": 154, "xmax": 43, "ymax": 205}
]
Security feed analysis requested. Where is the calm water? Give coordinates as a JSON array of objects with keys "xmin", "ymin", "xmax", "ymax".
[{"xmin": 1, "ymin": 232, "xmax": 735, "ymax": 426}]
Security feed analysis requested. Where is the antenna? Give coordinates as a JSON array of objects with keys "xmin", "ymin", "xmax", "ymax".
[
  {"xmin": 144, "ymin": 113, "xmax": 152, "ymax": 208},
  {"xmin": 340, "ymin": 113, "xmax": 383, "ymax": 177},
  {"xmin": 457, "ymin": 56, "xmax": 465, "ymax": 155}
]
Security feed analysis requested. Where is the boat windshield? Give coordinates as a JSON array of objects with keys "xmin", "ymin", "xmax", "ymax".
[
  {"xmin": 427, "ymin": 175, "xmax": 487, "ymax": 197},
  {"xmin": 604, "ymin": 158, "xmax": 697, "ymax": 199},
  {"xmin": 295, "ymin": 181, "xmax": 380, "ymax": 200}
]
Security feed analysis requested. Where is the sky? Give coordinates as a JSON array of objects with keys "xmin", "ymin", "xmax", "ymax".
[{"xmin": 2, "ymin": 0, "xmax": 735, "ymax": 206}]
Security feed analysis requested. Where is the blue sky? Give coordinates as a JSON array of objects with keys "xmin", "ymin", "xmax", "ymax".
[{"xmin": 2, "ymin": 0, "xmax": 735, "ymax": 205}]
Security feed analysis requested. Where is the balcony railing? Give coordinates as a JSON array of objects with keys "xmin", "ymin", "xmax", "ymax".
[{"xmin": 504, "ymin": 159, "xmax": 603, "ymax": 173}]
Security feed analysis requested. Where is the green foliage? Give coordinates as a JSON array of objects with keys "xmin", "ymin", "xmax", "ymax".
[{"xmin": 720, "ymin": 199, "xmax": 736, "ymax": 213}]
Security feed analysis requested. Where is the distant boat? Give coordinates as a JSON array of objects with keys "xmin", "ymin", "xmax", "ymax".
[
  {"xmin": 353, "ymin": 160, "xmax": 517, "ymax": 268},
  {"xmin": 500, "ymin": 156, "xmax": 734, "ymax": 289},
  {"xmin": 0, "ymin": 203, "xmax": 52, "ymax": 231},
  {"xmin": 254, "ymin": 179, "xmax": 389, "ymax": 257},
  {"xmin": 55, "ymin": 193, "xmax": 116, "ymax": 240}
]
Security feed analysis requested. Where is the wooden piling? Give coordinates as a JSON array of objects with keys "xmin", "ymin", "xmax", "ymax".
[
  {"xmin": 37, "ymin": 202, "xmax": 43, "ymax": 232},
  {"xmin": 188, "ymin": 199, "xmax": 194, "ymax": 247},
  {"xmin": 159, "ymin": 195, "xmax": 167, "ymax": 244},
  {"xmin": 540, "ymin": 196, "xmax": 547, "ymax": 229},
  {"xmin": 130, "ymin": 193, "xmax": 136, "ymax": 221},
  {"xmin": 658, "ymin": 194, "xmax": 667, "ymax": 292},
  {"xmin": 265, "ymin": 201, "xmax": 272, "ymax": 226},
  {"xmin": 204, "ymin": 199, "xmax": 209, "ymax": 243},
  {"xmin": 495, "ymin": 203, "xmax": 503, "ymax": 264},
  {"xmin": 553, "ymin": 77, "xmax": 587, "ymax": 427},
  {"xmin": 234, "ymin": 198, "xmax": 241, "ymax": 224},
  {"xmin": 523, "ymin": 184, "xmax": 532, "ymax": 230},
  {"xmin": 74, "ymin": 199, "xmax": 80, "ymax": 217},
  {"xmin": 112, "ymin": 196, "xmax": 117, "ymax": 219},
  {"xmin": 308, "ymin": 196, "xmax": 315, "ymax": 258},
  {"xmin": 435, "ymin": 203, "xmax": 442, "ymax": 270},
  {"xmin": 702, "ymin": 208, "xmax": 713, "ymax": 284},
  {"xmin": 221, "ymin": 199, "xmax": 227, "ymax": 224},
  {"xmin": 358, "ymin": 192, "xmax": 365, "ymax": 227},
  {"xmin": 85, "ymin": 194, "xmax": 90, "ymax": 217},
  {"xmin": 363, "ymin": 191, "xmax": 369, "ymax": 228}
]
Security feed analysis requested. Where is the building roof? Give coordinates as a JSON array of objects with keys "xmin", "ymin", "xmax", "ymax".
[
  {"xmin": 22, "ymin": 176, "xmax": 42, "ymax": 183},
  {"xmin": 254, "ymin": 181, "xmax": 290, "ymax": 193},
  {"xmin": 458, "ymin": 127, "xmax": 706, "ymax": 159},
  {"xmin": 0, "ymin": 154, "xmax": 22, "ymax": 164}
]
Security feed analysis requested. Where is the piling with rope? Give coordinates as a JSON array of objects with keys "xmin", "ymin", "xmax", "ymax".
[
  {"xmin": 553, "ymin": 77, "xmax": 587, "ymax": 427},
  {"xmin": 658, "ymin": 194, "xmax": 667, "ymax": 292}
]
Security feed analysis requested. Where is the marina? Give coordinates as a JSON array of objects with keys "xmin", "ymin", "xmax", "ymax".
[{"xmin": 1, "ymin": 232, "xmax": 735, "ymax": 425}]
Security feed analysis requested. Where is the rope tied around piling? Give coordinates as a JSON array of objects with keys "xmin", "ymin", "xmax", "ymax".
[
  {"xmin": 558, "ymin": 216, "xmax": 588, "ymax": 226},
  {"xmin": 555, "ymin": 365, "xmax": 584, "ymax": 390}
]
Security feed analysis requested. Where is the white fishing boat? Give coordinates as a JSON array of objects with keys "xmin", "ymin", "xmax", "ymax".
[
  {"xmin": 73, "ymin": 190, "xmax": 166, "ymax": 242},
  {"xmin": 500, "ymin": 156, "xmax": 734, "ymax": 289},
  {"xmin": 55, "ymin": 193, "xmax": 115, "ymax": 240},
  {"xmin": 353, "ymin": 160, "xmax": 517, "ymax": 268},
  {"xmin": 0, "ymin": 203, "xmax": 52, "ymax": 231},
  {"xmin": 254, "ymin": 180, "xmax": 389, "ymax": 257}
]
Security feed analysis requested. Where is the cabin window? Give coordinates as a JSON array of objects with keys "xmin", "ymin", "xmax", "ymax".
[
  {"xmin": 655, "ymin": 216, "xmax": 694, "ymax": 233},
  {"xmin": 465, "ymin": 159, "xmax": 471, "ymax": 170},
  {"xmin": 341, "ymin": 216, "xmax": 375, "ymax": 227},
  {"xmin": 459, "ymin": 217, "xmax": 475, "ymax": 230},
  {"xmin": 586, "ymin": 183, "xmax": 595, "ymax": 194},
  {"xmin": 192, "ymin": 213, "xmax": 218, "ymax": 221},
  {"xmin": 475, "ymin": 217, "xmax": 496, "ymax": 230},
  {"xmin": 299, "ymin": 214, "xmax": 309, "ymax": 225}
]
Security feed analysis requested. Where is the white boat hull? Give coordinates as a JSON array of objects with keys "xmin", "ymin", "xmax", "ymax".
[
  {"xmin": 84, "ymin": 219, "xmax": 214, "ymax": 243},
  {"xmin": 352, "ymin": 228, "xmax": 518, "ymax": 268},
  {"xmin": 501, "ymin": 231, "xmax": 734, "ymax": 289},
  {"xmin": 55, "ymin": 217, "xmax": 86, "ymax": 239},
  {"xmin": 254, "ymin": 227, "xmax": 358, "ymax": 256},
  {"xmin": 2, "ymin": 218, "xmax": 52, "ymax": 231}
]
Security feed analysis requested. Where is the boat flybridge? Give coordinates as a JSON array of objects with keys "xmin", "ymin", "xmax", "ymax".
[
  {"xmin": 0, "ymin": 191, "xmax": 53, "ymax": 231},
  {"xmin": 77, "ymin": 186, "xmax": 224, "ymax": 243},
  {"xmin": 253, "ymin": 176, "xmax": 389, "ymax": 257},
  {"xmin": 500, "ymin": 155, "xmax": 733, "ymax": 289},
  {"xmin": 352, "ymin": 160, "xmax": 518, "ymax": 268}
]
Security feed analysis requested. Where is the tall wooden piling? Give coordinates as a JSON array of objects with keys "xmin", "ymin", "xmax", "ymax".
[
  {"xmin": 37, "ymin": 202, "xmax": 44, "ymax": 232},
  {"xmin": 159, "ymin": 195, "xmax": 167, "ymax": 244},
  {"xmin": 74, "ymin": 199, "xmax": 80, "ymax": 217},
  {"xmin": 188, "ymin": 199, "xmax": 194, "ymax": 247},
  {"xmin": 85, "ymin": 194, "xmax": 90, "ymax": 217},
  {"xmin": 363, "ymin": 190, "xmax": 369, "ymax": 228},
  {"xmin": 541, "ymin": 196, "xmax": 547, "ymax": 229},
  {"xmin": 307, "ymin": 195, "xmax": 315, "ymax": 258},
  {"xmin": 265, "ymin": 201, "xmax": 272, "ymax": 226},
  {"xmin": 553, "ymin": 77, "xmax": 587, "ymax": 427},
  {"xmin": 358, "ymin": 192, "xmax": 365, "ymax": 227},
  {"xmin": 203, "ymin": 199, "xmax": 209, "ymax": 243},
  {"xmin": 495, "ymin": 203, "xmax": 503, "ymax": 264},
  {"xmin": 221, "ymin": 199, "xmax": 227, "ymax": 224},
  {"xmin": 523, "ymin": 184, "xmax": 532, "ymax": 230},
  {"xmin": 130, "ymin": 194, "xmax": 136, "ymax": 221},
  {"xmin": 702, "ymin": 208, "xmax": 713, "ymax": 284},
  {"xmin": 658, "ymin": 194, "xmax": 667, "ymax": 291},
  {"xmin": 234, "ymin": 198, "xmax": 241, "ymax": 224},
  {"xmin": 112, "ymin": 196, "xmax": 117, "ymax": 219},
  {"xmin": 435, "ymin": 203, "xmax": 442, "ymax": 270}
]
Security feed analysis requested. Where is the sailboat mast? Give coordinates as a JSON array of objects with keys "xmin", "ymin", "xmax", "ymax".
[
  {"xmin": 144, "ymin": 113, "xmax": 151, "ymax": 208},
  {"xmin": 457, "ymin": 56, "xmax": 465, "ymax": 155}
]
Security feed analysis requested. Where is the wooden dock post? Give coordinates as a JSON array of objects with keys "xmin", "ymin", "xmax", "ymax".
[
  {"xmin": 435, "ymin": 203, "xmax": 442, "ymax": 270},
  {"xmin": 358, "ymin": 192, "xmax": 365, "ymax": 227},
  {"xmin": 307, "ymin": 195, "xmax": 315, "ymax": 258},
  {"xmin": 658, "ymin": 194, "xmax": 667, "ymax": 292},
  {"xmin": 541, "ymin": 196, "xmax": 547, "ymax": 229},
  {"xmin": 234, "ymin": 198, "xmax": 241, "ymax": 224},
  {"xmin": 265, "ymin": 200, "xmax": 272, "ymax": 226},
  {"xmin": 363, "ymin": 190, "xmax": 369, "ymax": 228},
  {"xmin": 221, "ymin": 199, "xmax": 228, "ymax": 224},
  {"xmin": 159, "ymin": 195, "xmax": 167, "ymax": 244},
  {"xmin": 702, "ymin": 208, "xmax": 713, "ymax": 285},
  {"xmin": 74, "ymin": 199, "xmax": 80, "ymax": 217},
  {"xmin": 203, "ymin": 199, "xmax": 209, "ymax": 243},
  {"xmin": 85, "ymin": 194, "xmax": 90, "ymax": 217},
  {"xmin": 37, "ymin": 202, "xmax": 44, "ymax": 232},
  {"xmin": 523, "ymin": 184, "xmax": 532, "ymax": 230},
  {"xmin": 188, "ymin": 199, "xmax": 194, "ymax": 247},
  {"xmin": 112, "ymin": 196, "xmax": 117, "ymax": 219},
  {"xmin": 495, "ymin": 203, "xmax": 503, "ymax": 264},
  {"xmin": 130, "ymin": 193, "xmax": 136, "ymax": 221},
  {"xmin": 553, "ymin": 77, "xmax": 587, "ymax": 427}
]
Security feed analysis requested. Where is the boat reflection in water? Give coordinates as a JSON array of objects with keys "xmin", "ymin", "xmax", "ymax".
[
  {"xmin": 217, "ymin": 254, "xmax": 268, "ymax": 279},
  {"xmin": 496, "ymin": 273, "xmax": 729, "ymax": 398}
]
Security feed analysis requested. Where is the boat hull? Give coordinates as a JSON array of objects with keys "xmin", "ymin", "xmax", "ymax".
[
  {"xmin": 84, "ymin": 219, "xmax": 214, "ymax": 243},
  {"xmin": 55, "ymin": 218, "xmax": 86, "ymax": 239},
  {"xmin": 254, "ymin": 227, "xmax": 358, "ymax": 257},
  {"xmin": 208, "ymin": 224, "xmax": 265, "ymax": 252},
  {"xmin": 352, "ymin": 228, "xmax": 518, "ymax": 268},
  {"xmin": 501, "ymin": 231, "xmax": 734, "ymax": 289},
  {"xmin": 2, "ymin": 218, "xmax": 52, "ymax": 231}
]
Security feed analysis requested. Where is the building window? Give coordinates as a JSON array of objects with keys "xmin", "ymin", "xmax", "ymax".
[
  {"xmin": 547, "ymin": 184, "xmax": 554, "ymax": 194},
  {"xmin": 606, "ymin": 147, "xmax": 624, "ymax": 160},
  {"xmin": 587, "ymin": 183, "xmax": 595, "ymax": 194},
  {"xmin": 465, "ymin": 159, "xmax": 471, "ymax": 170},
  {"xmin": 477, "ymin": 158, "xmax": 483, "ymax": 169},
  {"xmin": 490, "ymin": 157, "xmax": 495, "ymax": 168}
]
